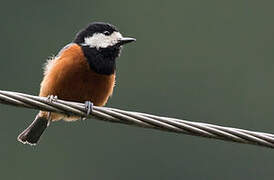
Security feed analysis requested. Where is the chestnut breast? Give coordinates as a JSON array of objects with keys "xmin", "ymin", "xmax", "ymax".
[{"xmin": 39, "ymin": 44, "xmax": 115, "ymax": 106}]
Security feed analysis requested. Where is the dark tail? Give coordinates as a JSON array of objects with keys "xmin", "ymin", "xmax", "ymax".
[{"xmin": 17, "ymin": 115, "xmax": 49, "ymax": 145}]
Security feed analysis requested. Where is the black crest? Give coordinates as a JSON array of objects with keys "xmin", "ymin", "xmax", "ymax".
[{"xmin": 73, "ymin": 22, "xmax": 118, "ymax": 44}]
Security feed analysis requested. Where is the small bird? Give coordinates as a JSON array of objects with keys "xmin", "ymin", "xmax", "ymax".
[{"xmin": 17, "ymin": 22, "xmax": 136, "ymax": 145}]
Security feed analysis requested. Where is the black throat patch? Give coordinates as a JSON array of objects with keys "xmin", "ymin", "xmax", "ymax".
[{"xmin": 81, "ymin": 46, "xmax": 121, "ymax": 75}]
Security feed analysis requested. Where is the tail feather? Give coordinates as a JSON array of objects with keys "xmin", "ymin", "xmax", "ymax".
[{"xmin": 17, "ymin": 115, "xmax": 49, "ymax": 145}]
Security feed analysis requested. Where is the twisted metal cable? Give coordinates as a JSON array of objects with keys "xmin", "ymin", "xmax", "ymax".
[{"xmin": 0, "ymin": 89, "xmax": 274, "ymax": 148}]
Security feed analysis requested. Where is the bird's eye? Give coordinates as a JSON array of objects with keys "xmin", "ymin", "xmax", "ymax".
[{"xmin": 103, "ymin": 31, "xmax": 111, "ymax": 36}]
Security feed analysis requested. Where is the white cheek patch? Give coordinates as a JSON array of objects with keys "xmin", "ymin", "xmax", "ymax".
[{"xmin": 82, "ymin": 32, "xmax": 123, "ymax": 49}]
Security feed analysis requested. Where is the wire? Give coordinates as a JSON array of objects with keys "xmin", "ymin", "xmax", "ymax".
[{"xmin": 0, "ymin": 89, "xmax": 274, "ymax": 148}]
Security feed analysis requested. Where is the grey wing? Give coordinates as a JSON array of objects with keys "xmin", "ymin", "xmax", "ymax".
[{"xmin": 56, "ymin": 43, "xmax": 74, "ymax": 57}]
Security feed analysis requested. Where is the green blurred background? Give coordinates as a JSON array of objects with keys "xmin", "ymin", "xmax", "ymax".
[{"xmin": 0, "ymin": 0, "xmax": 274, "ymax": 179}]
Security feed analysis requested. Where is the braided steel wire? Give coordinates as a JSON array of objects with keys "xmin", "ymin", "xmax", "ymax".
[{"xmin": 0, "ymin": 89, "xmax": 274, "ymax": 148}]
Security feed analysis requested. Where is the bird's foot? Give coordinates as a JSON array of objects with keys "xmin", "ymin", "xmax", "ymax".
[
  {"xmin": 82, "ymin": 101, "xmax": 93, "ymax": 120},
  {"xmin": 46, "ymin": 95, "xmax": 58, "ymax": 126},
  {"xmin": 47, "ymin": 95, "xmax": 58, "ymax": 103}
]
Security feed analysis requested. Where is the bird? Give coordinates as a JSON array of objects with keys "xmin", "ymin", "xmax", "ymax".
[{"xmin": 17, "ymin": 22, "xmax": 136, "ymax": 145}]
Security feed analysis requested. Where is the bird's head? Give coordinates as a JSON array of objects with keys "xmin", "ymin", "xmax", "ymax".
[
  {"xmin": 73, "ymin": 22, "xmax": 135, "ymax": 74},
  {"xmin": 74, "ymin": 22, "xmax": 135, "ymax": 58}
]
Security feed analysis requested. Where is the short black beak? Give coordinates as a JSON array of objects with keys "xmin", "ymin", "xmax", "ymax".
[{"xmin": 118, "ymin": 37, "xmax": 136, "ymax": 46}]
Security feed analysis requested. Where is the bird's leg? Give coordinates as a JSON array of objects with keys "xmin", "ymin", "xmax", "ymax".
[
  {"xmin": 82, "ymin": 101, "xmax": 93, "ymax": 120},
  {"xmin": 46, "ymin": 95, "xmax": 58, "ymax": 126}
]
